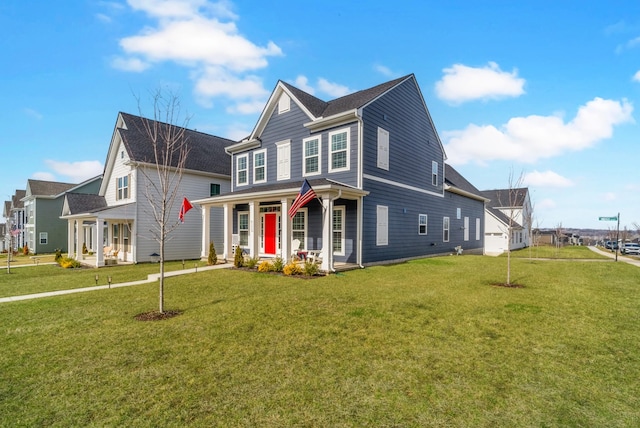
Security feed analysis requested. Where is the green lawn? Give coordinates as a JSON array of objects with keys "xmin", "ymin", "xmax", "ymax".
[
  {"xmin": 1, "ymin": 255, "xmax": 639, "ymax": 426},
  {"xmin": 508, "ymin": 245, "xmax": 610, "ymax": 259},
  {"xmin": 0, "ymin": 259, "xmax": 212, "ymax": 298}
]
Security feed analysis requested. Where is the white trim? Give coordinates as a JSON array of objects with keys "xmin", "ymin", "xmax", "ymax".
[
  {"xmin": 276, "ymin": 140, "xmax": 291, "ymax": 181},
  {"xmin": 376, "ymin": 205, "xmax": 388, "ymax": 246},
  {"xmin": 464, "ymin": 216, "xmax": 469, "ymax": 241},
  {"xmin": 418, "ymin": 214, "xmax": 428, "ymax": 235},
  {"xmin": 253, "ymin": 149, "xmax": 267, "ymax": 184},
  {"xmin": 377, "ymin": 127, "xmax": 389, "ymax": 170},
  {"xmin": 328, "ymin": 128, "xmax": 350, "ymax": 173},
  {"xmin": 443, "ymin": 216, "xmax": 450, "ymax": 242},
  {"xmin": 278, "ymin": 93, "xmax": 290, "ymax": 114},
  {"xmin": 432, "ymin": 161, "xmax": 438, "ymax": 187},
  {"xmin": 363, "ymin": 174, "xmax": 444, "ymax": 198},
  {"xmin": 302, "ymin": 136, "xmax": 322, "ymax": 177}
]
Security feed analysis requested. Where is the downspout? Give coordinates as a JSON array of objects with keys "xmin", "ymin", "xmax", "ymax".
[{"xmin": 356, "ymin": 111, "xmax": 365, "ymax": 268}]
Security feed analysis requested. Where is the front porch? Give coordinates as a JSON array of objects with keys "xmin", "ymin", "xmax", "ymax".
[{"xmin": 196, "ymin": 179, "xmax": 368, "ymax": 273}]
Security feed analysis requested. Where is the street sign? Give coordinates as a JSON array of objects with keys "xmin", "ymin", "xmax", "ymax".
[{"xmin": 599, "ymin": 216, "xmax": 618, "ymax": 221}]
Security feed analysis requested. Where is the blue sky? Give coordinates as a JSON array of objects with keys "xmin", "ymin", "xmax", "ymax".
[{"xmin": 2, "ymin": 0, "xmax": 639, "ymax": 230}]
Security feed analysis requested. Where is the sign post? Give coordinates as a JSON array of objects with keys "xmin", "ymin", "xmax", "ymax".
[{"xmin": 599, "ymin": 213, "xmax": 620, "ymax": 261}]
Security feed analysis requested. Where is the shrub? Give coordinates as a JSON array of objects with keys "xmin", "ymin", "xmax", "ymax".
[
  {"xmin": 58, "ymin": 256, "xmax": 81, "ymax": 269},
  {"xmin": 82, "ymin": 243, "xmax": 88, "ymax": 254},
  {"xmin": 244, "ymin": 257, "xmax": 260, "ymax": 269},
  {"xmin": 258, "ymin": 261, "xmax": 273, "ymax": 272},
  {"xmin": 303, "ymin": 259, "xmax": 320, "ymax": 276},
  {"xmin": 271, "ymin": 256, "xmax": 284, "ymax": 273},
  {"xmin": 54, "ymin": 248, "xmax": 62, "ymax": 262},
  {"xmin": 207, "ymin": 241, "xmax": 217, "ymax": 266},
  {"xmin": 233, "ymin": 246, "xmax": 243, "ymax": 268},
  {"xmin": 23, "ymin": 244, "xmax": 29, "ymax": 256},
  {"xmin": 283, "ymin": 261, "xmax": 302, "ymax": 276}
]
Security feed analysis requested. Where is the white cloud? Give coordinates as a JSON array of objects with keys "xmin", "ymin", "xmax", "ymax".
[
  {"xmin": 115, "ymin": 0, "xmax": 282, "ymax": 110},
  {"xmin": 317, "ymin": 78, "xmax": 351, "ymax": 98},
  {"xmin": 537, "ymin": 198, "xmax": 556, "ymax": 209},
  {"xmin": 435, "ymin": 62, "xmax": 526, "ymax": 104},
  {"xmin": 44, "ymin": 160, "xmax": 104, "ymax": 183},
  {"xmin": 294, "ymin": 75, "xmax": 315, "ymax": 95},
  {"xmin": 443, "ymin": 97, "xmax": 634, "ymax": 165},
  {"xmin": 224, "ymin": 123, "xmax": 251, "ymax": 141},
  {"xmin": 32, "ymin": 172, "xmax": 56, "ymax": 181},
  {"xmin": 374, "ymin": 64, "xmax": 397, "ymax": 78},
  {"xmin": 226, "ymin": 100, "xmax": 266, "ymax": 115},
  {"xmin": 23, "ymin": 108, "xmax": 43, "ymax": 120},
  {"xmin": 603, "ymin": 192, "xmax": 617, "ymax": 201},
  {"xmin": 633, "ymin": 70, "xmax": 640, "ymax": 82},
  {"xmin": 523, "ymin": 170, "xmax": 574, "ymax": 187}
]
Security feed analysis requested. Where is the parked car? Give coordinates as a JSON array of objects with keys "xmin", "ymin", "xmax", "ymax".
[
  {"xmin": 621, "ymin": 243, "xmax": 640, "ymax": 255},
  {"xmin": 605, "ymin": 241, "xmax": 619, "ymax": 250}
]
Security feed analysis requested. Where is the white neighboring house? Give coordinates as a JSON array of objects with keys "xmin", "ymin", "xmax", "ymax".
[
  {"xmin": 61, "ymin": 112, "xmax": 233, "ymax": 267},
  {"xmin": 481, "ymin": 187, "xmax": 532, "ymax": 255}
]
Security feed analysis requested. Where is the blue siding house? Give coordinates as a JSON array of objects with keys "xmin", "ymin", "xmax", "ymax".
[{"xmin": 196, "ymin": 74, "xmax": 486, "ymax": 271}]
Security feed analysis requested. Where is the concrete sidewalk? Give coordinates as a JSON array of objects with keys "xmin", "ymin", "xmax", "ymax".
[
  {"xmin": 587, "ymin": 246, "xmax": 640, "ymax": 267},
  {"xmin": 0, "ymin": 263, "xmax": 233, "ymax": 303}
]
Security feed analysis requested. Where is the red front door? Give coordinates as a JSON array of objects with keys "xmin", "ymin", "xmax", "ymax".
[{"xmin": 264, "ymin": 213, "xmax": 277, "ymax": 254}]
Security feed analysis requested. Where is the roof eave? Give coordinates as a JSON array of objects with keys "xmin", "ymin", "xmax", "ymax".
[{"xmin": 304, "ymin": 110, "xmax": 359, "ymax": 132}]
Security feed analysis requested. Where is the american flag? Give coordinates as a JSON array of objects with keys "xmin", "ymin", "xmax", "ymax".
[{"xmin": 288, "ymin": 179, "xmax": 316, "ymax": 218}]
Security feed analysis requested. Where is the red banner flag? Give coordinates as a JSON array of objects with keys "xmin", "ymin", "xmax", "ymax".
[{"xmin": 179, "ymin": 197, "xmax": 193, "ymax": 223}]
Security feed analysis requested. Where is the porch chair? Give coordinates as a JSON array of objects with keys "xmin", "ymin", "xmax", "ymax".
[
  {"xmin": 307, "ymin": 248, "xmax": 323, "ymax": 264},
  {"xmin": 103, "ymin": 246, "xmax": 113, "ymax": 258},
  {"xmin": 291, "ymin": 239, "xmax": 302, "ymax": 260}
]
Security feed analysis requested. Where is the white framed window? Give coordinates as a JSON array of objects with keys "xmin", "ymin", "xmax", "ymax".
[
  {"xmin": 39, "ymin": 232, "xmax": 48, "ymax": 245},
  {"xmin": 278, "ymin": 93, "xmax": 290, "ymax": 114},
  {"xmin": 210, "ymin": 183, "xmax": 220, "ymax": 196},
  {"xmin": 329, "ymin": 129, "xmax": 350, "ymax": 172},
  {"xmin": 377, "ymin": 127, "xmax": 389, "ymax": 170},
  {"xmin": 116, "ymin": 175, "xmax": 129, "ymax": 200},
  {"xmin": 292, "ymin": 209, "xmax": 307, "ymax": 248},
  {"xmin": 238, "ymin": 212, "xmax": 249, "ymax": 246},
  {"xmin": 303, "ymin": 136, "xmax": 321, "ymax": 176},
  {"xmin": 276, "ymin": 140, "xmax": 290, "ymax": 180},
  {"xmin": 456, "ymin": 208, "xmax": 461, "ymax": 219},
  {"xmin": 253, "ymin": 150, "xmax": 266, "ymax": 183},
  {"xmin": 333, "ymin": 206, "xmax": 345, "ymax": 255},
  {"xmin": 419, "ymin": 214, "xmax": 428, "ymax": 235},
  {"xmin": 236, "ymin": 154, "xmax": 248, "ymax": 186},
  {"xmin": 376, "ymin": 205, "xmax": 388, "ymax": 246},
  {"xmin": 443, "ymin": 216, "xmax": 450, "ymax": 242},
  {"xmin": 432, "ymin": 161, "xmax": 438, "ymax": 186},
  {"xmin": 476, "ymin": 218, "xmax": 481, "ymax": 240},
  {"xmin": 464, "ymin": 216, "xmax": 469, "ymax": 241}
]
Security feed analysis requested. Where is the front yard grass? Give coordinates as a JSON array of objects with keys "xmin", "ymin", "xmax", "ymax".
[
  {"xmin": 0, "ymin": 259, "xmax": 211, "ymax": 298},
  {"xmin": 1, "ymin": 255, "xmax": 639, "ymax": 426},
  {"xmin": 509, "ymin": 244, "xmax": 610, "ymax": 259}
]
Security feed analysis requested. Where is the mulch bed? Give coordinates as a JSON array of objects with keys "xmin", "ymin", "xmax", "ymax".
[{"xmin": 134, "ymin": 310, "xmax": 183, "ymax": 321}]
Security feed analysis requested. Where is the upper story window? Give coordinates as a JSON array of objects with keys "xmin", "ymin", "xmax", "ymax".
[
  {"xmin": 116, "ymin": 175, "xmax": 129, "ymax": 200},
  {"xmin": 237, "ymin": 154, "xmax": 248, "ymax": 186},
  {"xmin": 278, "ymin": 93, "xmax": 290, "ymax": 114},
  {"xmin": 276, "ymin": 140, "xmax": 290, "ymax": 181},
  {"xmin": 303, "ymin": 136, "xmax": 321, "ymax": 176},
  {"xmin": 377, "ymin": 127, "xmax": 389, "ymax": 170},
  {"xmin": 432, "ymin": 161, "xmax": 438, "ymax": 186},
  {"xmin": 253, "ymin": 150, "xmax": 266, "ymax": 183},
  {"xmin": 456, "ymin": 208, "xmax": 461, "ymax": 219},
  {"xmin": 210, "ymin": 183, "xmax": 220, "ymax": 196},
  {"xmin": 329, "ymin": 128, "xmax": 349, "ymax": 172}
]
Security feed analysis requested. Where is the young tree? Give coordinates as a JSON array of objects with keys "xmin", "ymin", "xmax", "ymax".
[
  {"xmin": 496, "ymin": 169, "xmax": 526, "ymax": 286},
  {"xmin": 136, "ymin": 89, "xmax": 191, "ymax": 314}
]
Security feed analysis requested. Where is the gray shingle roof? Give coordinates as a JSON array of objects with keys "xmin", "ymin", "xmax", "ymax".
[
  {"xmin": 27, "ymin": 179, "xmax": 76, "ymax": 197},
  {"xmin": 281, "ymin": 74, "xmax": 412, "ymax": 119},
  {"xmin": 445, "ymin": 164, "xmax": 483, "ymax": 198},
  {"xmin": 64, "ymin": 193, "xmax": 108, "ymax": 215},
  {"xmin": 481, "ymin": 188, "xmax": 529, "ymax": 208},
  {"xmin": 12, "ymin": 190, "xmax": 26, "ymax": 209},
  {"xmin": 119, "ymin": 112, "xmax": 235, "ymax": 176}
]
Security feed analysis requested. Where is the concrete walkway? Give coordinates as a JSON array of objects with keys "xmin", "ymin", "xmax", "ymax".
[
  {"xmin": 0, "ymin": 263, "xmax": 233, "ymax": 303},
  {"xmin": 587, "ymin": 246, "xmax": 640, "ymax": 267}
]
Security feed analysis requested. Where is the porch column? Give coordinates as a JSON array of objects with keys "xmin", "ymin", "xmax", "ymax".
[
  {"xmin": 248, "ymin": 201, "xmax": 258, "ymax": 258},
  {"xmin": 201, "ymin": 204, "xmax": 210, "ymax": 259},
  {"xmin": 357, "ymin": 196, "xmax": 363, "ymax": 267},
  {"xmin": 321, "ymin": 194, "xmax": 333, "ymax": 272},
  {"xmin": 223, "ymin": 203, "xmax": 233, "ymax": 260},
  {"xmin": 281, "ymin": 198, "xmax": 289, "ymax": 260},
  {"xmin": 75, "ymin": 220, "xmax": 82, "ymax": 261},
  {"xmin": 96, "ymin": 219, "xmax": 104, "ymax": 267},
  {"xmin": 67, "ymin": 219, "xmax": 74, "ymax": 258}
]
